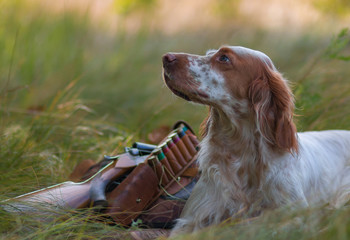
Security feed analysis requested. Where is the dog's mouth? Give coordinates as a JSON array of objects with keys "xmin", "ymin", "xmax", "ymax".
[
  {"xmin": 163, "ymin": 73, "xmax": 192, "ymax": 101},
  {"xmin": 169, "ymin": 85, "xmax": 192, "ymax": 101},
  {"xmin": 163, "ymin": 69, "xmax": 210, "ymax": 104}
]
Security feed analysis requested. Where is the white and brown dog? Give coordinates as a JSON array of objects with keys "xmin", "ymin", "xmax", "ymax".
[{"xmin": 162, "ymin": 46, "xmax": 350, "ymax": 235}]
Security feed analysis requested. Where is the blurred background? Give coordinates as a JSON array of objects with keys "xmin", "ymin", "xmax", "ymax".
[
  {"xmin": 0, "ymin": 0, "xmax": 350, "ymax": 238},
  {"xmin": 0, "ymin": 0, "xmax": 350, "ymax": 185}
]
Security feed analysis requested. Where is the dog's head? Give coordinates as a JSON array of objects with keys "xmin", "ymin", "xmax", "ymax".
[{"xmin": 162, "ymin": 46, "xmax": 298, "ymax": 153}]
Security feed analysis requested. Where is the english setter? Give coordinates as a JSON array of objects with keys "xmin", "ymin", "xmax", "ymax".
[{"xmin": 162, "ymin": 46, "xmax": 350, "ymax": 235}]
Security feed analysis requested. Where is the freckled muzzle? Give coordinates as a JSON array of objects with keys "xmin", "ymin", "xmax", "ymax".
[{"xmin": 162, "ymin": 53, "xmax": 209, "ymax": 102}]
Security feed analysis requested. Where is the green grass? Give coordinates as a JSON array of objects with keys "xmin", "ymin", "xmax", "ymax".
[{"xmin": 1, "ymin": 1, "xmax": 350, "ymax": 239}]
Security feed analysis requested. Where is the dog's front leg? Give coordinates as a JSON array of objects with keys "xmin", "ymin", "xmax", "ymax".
[
  {"xmin": 170, "ymin": 176, "xmax": 229, "ymax": 236},
  {"xmin": 170, "ymin": 179, "xmax": 207, "ymax": 236}
]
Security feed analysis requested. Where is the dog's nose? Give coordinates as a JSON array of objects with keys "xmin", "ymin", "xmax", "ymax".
[{"xmin": 162, "ymin": 53, "xmax": 177, "ymax": 67}]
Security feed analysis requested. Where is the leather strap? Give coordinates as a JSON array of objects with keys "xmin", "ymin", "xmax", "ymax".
[
  {"xmin": 181, "ymin": 166, "xmax": 198, "ymax": 178},
  {"xmin": 172, "ymin": 120, "xmax": 195, "ymax": 134}
]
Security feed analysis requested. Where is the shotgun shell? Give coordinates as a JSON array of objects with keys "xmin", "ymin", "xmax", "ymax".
[
  {"xmin": 154, "ymin": 148, "xmax": 175, "ymax": 179},
  {"xmin": 162, "ymin": 141, "xmax": 183, "ymax": 173},
  {"xmin": 148, "ymin": 156, "xmax": 170, "ymax": 186},
  {"xmin": 166, "ymin": 137, "xmax": 188, "ymax": 166},
  {"xmin": 177, "ymin": 127, "xmax": 197, "ymax": 156},
  {"xmin": 183, "ymin": 126, "xmax": 200, "ymax": 150},
  {"xmin": 171, "ymin": 133, "xmax": 192, "ymax": 163}
]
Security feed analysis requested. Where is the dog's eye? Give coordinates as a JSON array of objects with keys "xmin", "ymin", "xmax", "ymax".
[{"xmin": 218, "ymin": 55, "xmax": 230, "ymax": 63}]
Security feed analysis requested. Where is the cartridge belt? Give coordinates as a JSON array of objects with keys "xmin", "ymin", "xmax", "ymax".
[{"xmin": 145, "ymin": 121, "xmax": 200, "ymax": 200}]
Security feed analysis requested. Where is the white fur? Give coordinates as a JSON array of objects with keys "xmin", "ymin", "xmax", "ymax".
[{"xmin": 188, "ymin": 56, "xmax": 232, "ymax": 103}]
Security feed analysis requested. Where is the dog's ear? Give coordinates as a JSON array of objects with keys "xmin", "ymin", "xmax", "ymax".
[{"xmin": 248, "ymin": 66, "xmax": 298, "ymax": 153}]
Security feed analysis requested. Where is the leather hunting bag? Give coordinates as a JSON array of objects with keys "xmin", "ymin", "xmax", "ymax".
[{"xmin": 78, "ymin": 121, "xmax": 200, "ymax": 227}]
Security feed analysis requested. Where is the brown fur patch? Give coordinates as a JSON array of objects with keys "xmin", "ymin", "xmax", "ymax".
[{"xmin": 248, "ymin": 65, "xmax": 298, "ymax": 153}]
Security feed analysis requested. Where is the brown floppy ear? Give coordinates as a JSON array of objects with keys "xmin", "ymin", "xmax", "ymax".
[{"xmin": 248, "ymin": 68, "xmax": 298, "ymax": 153}]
